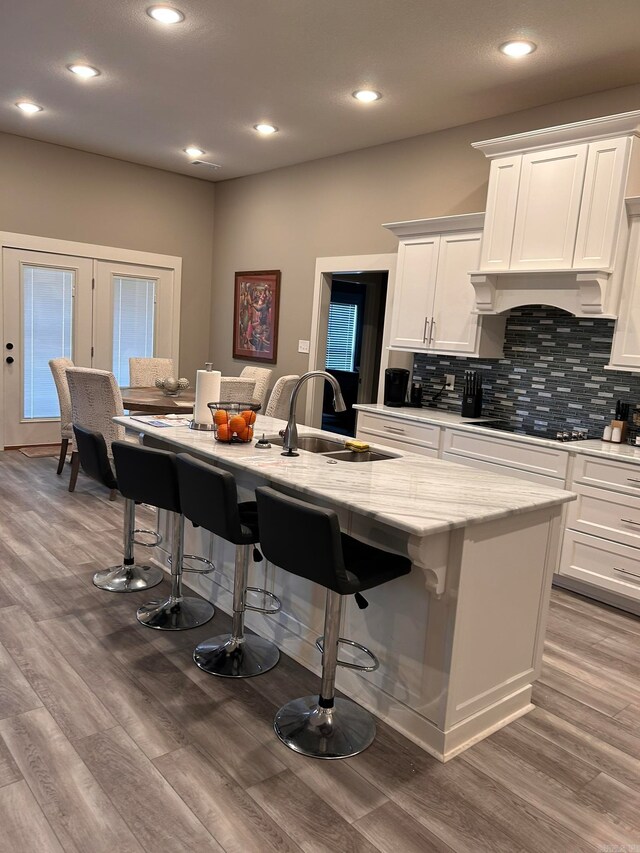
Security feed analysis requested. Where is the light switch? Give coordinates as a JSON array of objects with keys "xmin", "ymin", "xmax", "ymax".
[{"xmin": 298, "ymin": 340, "xmax": 310, "ymax": 353}]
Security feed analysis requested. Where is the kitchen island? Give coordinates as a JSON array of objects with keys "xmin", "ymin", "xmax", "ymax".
[{"xmin": 117, "ymin": 414, "xmax": 574, "ymax": 761}]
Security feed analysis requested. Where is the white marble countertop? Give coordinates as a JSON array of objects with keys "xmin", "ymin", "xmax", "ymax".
[
  {"xmin": 354, "ymin": 403, "xmax": 640, "ymax": 466},
  {"xmin": 117, "ymin": 414, "xmax": 574, "ymax": 538}
]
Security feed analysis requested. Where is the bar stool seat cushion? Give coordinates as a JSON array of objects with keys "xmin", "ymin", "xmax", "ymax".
[
  {"xmin": 339, "ymin": 533, "xmax": 411, "ymax": 593},
  {"xmin": 256, "ymin": 487, "xmax": 411, "ymax": 595}
]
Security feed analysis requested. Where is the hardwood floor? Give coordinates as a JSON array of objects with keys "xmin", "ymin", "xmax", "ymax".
[{"xmin": 0, "ymin": 449, "xmax": 638, "ymax": 852}]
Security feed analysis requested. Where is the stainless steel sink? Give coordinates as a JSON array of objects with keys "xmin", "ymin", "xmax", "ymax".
[
  {"xmin": 267, "ymin": 434, "xmax": 346, "ymax": 454},
  {"xmin": 323, "ymin": 449, "xmax": 398, "ymax": 463}
]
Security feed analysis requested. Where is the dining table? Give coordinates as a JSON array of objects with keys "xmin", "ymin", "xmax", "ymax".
[{"xmin": 120, "ymin": 387, "xmax": 261, "ymax": 415}]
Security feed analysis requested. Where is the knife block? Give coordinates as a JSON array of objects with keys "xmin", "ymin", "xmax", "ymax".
[{"xmin": 461, "ymin": 391, "xmax": 482, "ymax": 418}]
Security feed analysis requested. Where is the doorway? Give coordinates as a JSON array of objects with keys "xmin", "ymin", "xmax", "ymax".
[
  {"xmin": 321, "ymin": 272, "xmax": 387, "ymax": 436},
  {"xmin": 305, "ymin": 252, "xmax": 403, "ymax": 432},
  {"xmin": 1, "ymin": 235, "xmax": 181, "ymax": 449}
]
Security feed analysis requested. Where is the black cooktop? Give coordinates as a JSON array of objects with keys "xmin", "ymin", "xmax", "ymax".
[{"xmin": 466, "ymin": 420, "xmax": 588, "ymax": 442}]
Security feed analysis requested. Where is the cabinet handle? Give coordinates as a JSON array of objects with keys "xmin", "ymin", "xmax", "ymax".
[
  {"xmin": 429, "ymin": 318, "xmax": 435, "ymax": 345},
  {"xmin": 422, "ymin": 316, "xmax": 429, "ymax": 343},
  {"xmin": 613, "ymin": 566, "xmax": 640, "ymax": 581},
  {"xmin": 627, "ymin": 478, "xmax": 640, "ymax": 484},
  {"xmin": 621, "ymin": 518, "xmax": 640, "ymax": 527},
  {"xmin": 387, "ymin": 426, "xmax": 406, "ymax": 434}
]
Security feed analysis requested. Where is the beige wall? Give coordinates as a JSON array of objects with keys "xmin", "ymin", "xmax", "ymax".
[
  {"xmin": 0, "ymin": 132, "xmax": 216, "ymax": 381},
  {"xmin": 210, "ymin": 81, "xmax": 640, "ymax": 381}
]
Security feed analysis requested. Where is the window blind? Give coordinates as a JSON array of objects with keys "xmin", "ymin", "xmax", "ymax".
[
  {"xmin": 23, "ymin": 265, "xmax": 73, "ymax": 419},
  {"xmin": 112, "ymin": 276, "xmax": 156, "ymax": 385},
  {"xmin": 325, "ymin": 302, "xmax": 358, "ymax": 372}
]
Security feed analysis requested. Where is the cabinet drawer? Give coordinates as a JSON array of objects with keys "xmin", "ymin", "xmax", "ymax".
[
  {"xmin": 559, "ymin": 529, "xmax": 640, "ymax": 603},
  {"xmin": 356, "ymin": 412, "xmax": 441, "ymax": 451},
  {"xmin": 443, "ymin": 429, "xmax": 569, "ymax": 479},
  {"xmin": 572, "ymin": 453, "xmax": 640, "ymax": 496},
  {"xmin": 567, "ymin": 484, "xmax": 640, "ymax": 548},
  {"xmin": 441, "ymin": 451, "xmax": 565, "ymax": 487}
]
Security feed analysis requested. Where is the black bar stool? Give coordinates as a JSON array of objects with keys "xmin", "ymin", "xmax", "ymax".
[
  {"xmin": 73, "ymin": 426, "xmax": 163, "ymax": 593},
  {"xmin": 111, "ymin": 441, "xmax": 215, "ymax": 631},
  {"xmin": 255, "ymin": 486, "xmax": 411, "ymax": 759},
  {"xmin": 176, "ymin": 454, "xmax": 281, "ymax": 677}
]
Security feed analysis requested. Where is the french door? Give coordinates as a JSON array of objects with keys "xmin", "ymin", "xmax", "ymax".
[{"xmin": 2, "ymin": 247, "xmax": 176, "ymax": 447}]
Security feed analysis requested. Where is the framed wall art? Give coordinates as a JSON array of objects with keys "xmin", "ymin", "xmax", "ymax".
[{"xmin": 232, "ymin": 269, "xmax": 280, "ymax": 363}]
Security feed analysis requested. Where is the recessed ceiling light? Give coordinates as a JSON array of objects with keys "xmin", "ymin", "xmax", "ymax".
[
  {"xmin": 67, "ymin": 63, "xmax": 101, "ymax": 78},
  {"xmin": 353, "ymin": 90, "xmax": 382, "ymax": 102},
  {"xmin": 499, "ymin": 40, "xmax": 537, "ymax": 57},
  {"xmin": 147, "ymin": 5, "xmax": 185, "ymax": 23},
  {"xmin": 15, "ymin": 101, "xmax": 43, "ymax": 114},
  {"xmin": 254, "ymin": 123, "xmax": 278, "ymax": 135},
  {"xmin": 184, "ymin": 146, "xmax": 204, "ymax": 157}
]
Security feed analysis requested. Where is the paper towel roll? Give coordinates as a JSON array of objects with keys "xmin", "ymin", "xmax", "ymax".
[{"xmin": 194, "ymin": 368, "xmax": 221, "ymax": 424}]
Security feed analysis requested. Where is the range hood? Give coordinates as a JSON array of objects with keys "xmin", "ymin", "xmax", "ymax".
[{"xmin": 469, "ymin": 110, "xmax": 640, "ymax": 317}]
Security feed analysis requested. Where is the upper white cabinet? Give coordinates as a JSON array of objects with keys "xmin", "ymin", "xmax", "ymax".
[
  {"xmin": 384, "ymin": 214, "xmax": 505, "ymax": 357},
  {"xmin": 609, "ymin": 201, "xmax": 640, "ymax": 371},
  {"xmin": 476, "ymin": 135, "xmax": 633, "ymax": 275}
]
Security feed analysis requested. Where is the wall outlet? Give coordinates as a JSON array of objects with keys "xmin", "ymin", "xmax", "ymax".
[
  {"xmin": 298, "ymin": 339, "xmax": 310, "ymax": 354},
  {"xmin": 444, "ymin": 373, "xmax": 455, "ymax": 391}
]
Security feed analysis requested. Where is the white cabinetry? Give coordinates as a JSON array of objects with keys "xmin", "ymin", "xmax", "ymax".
[
  {"xmin": 384, "ymin": 214, "xmax": 505, "ymax": 357},
  {"xmin": 609, "ymin": 203, "xmax": 640, "ymax": 371},
  {"xmin": 560, "ymin": 453, "xmax": 640, "ymax": 604},
  {"xmin": 442, "ymin": 429, "xmax": 569, "ymax": 486},
  {"xmin": 356, "ymin": 410, "xmax": 441, "ymax": 458},
  {"xmin": 473, "ymin": 117, "xmax": 638, "ymax": 276}
]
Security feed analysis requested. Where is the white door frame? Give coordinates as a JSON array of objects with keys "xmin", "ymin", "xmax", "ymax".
[
  {"xmin": 305, "ymin": 253, "xmax": 397, "ymax": 428},
  {"xmin": 0, "ymin": 232, "xmax": 182, "ymax": 451}
]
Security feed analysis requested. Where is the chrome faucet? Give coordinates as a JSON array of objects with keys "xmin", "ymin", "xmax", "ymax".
[{"xmin": 281, "ymin": 371, "xmax": 347, "ymax": 456}]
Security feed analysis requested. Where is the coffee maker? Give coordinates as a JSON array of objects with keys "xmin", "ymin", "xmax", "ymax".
[{"xmin": 384, "ymin": 368, "xmax": 410, "ymax": 407}]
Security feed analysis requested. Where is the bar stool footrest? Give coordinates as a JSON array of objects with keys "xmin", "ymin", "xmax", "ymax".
[
  {"xmin": 133, "ymin": 528, "xmax": 162, "ymax": 548},
  {"xmin": 244, "ymin": 587, "xmax": 282, "ymax": 614},
  {"xmin": 167, "ymin": 554, "xmax": 216, "ymax": 575},
  {"xmin": 315, "ymin": 636, "xmax": 379, "ymax": 672}
]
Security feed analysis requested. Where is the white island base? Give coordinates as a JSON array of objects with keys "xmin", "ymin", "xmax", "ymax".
[{"xmin": 132, "ymin": 419, "xmax": 569, "ymax": 763}]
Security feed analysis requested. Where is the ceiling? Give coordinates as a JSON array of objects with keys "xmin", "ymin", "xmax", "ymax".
[{"xmin": 3, "ymin": 0, "xmax": 640, "ymax": 182}]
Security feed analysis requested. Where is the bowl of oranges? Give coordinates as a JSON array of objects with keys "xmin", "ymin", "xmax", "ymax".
[{"xmin": 208, "ymin": 402, "xmax": 257, "ymax": 443}]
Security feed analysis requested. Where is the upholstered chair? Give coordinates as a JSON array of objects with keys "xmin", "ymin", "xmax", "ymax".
[
  {"xmin": 66, "ymin": 367, "xmax": 126, "ymax": 493},
  {"xmin": 219, "ymin": 377, "xmax": 256, "ymax": 403},
  {"xmin": 265, "ymin": 375, "xmax": 299, "ymax": 419},
  {"xmin": 239, "ymin": 366, "xmax": 273, "ymax": 410},
  {"xmin": 48, "ymin": 357, "xmax": 76, "ymax": 479},
  {"xmin": 129, "ymin": 357, "xmax": 175, "ymax": 387}
]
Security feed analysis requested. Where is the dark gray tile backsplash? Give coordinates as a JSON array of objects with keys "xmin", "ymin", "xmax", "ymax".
[{"xmin": 412, "ymin": 306, "xmax": 640, "ymax": 438}]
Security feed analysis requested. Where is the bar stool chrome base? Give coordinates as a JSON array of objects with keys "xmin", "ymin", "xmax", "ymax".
[
  {"xmin": 194, "ymin": 634, "xmax": 279, "ymax": 678},
  {"xmin": 93, "ymin": 563, "xmax": 163, "ymax": 593},
  {"xmin": 136, "ymin": 596, "xmax": 214, "ymax": 631},
  {"xmin": 274, "ymin": 696, "xmax": 375, "ymax": 759}
]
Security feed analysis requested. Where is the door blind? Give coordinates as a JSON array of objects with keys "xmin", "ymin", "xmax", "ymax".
[
  {"xmin": 325, "ymin": 302, "xmax": 358, "ymax": 372},
  {"xmin": 112, "ymin": 276, "xmax": 156, "ymax": 385},
  {"xmin": 22, "ymin": 265, "xmax": 73, "ymax": 419}
]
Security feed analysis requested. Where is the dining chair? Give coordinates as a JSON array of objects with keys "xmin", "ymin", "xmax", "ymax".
[
  {"xmin": 129, "ymin": 357, "xmax": 175, "ymax": 387},
  {"xmin": 239, "ymin": 366, "xmax": 273, "ymax": 410},
  {"xmin": 49, "ymin": 357, "xmax": 77, "ymax": 480},
  {"xmin": 66, "ymin": 367, "xmax": 127, "ymax": 493},
  {"xmin": 265, "ymin": 375, "xmax": 299, "ymax": 419},
  {"xmin": 220, "ymin": 377, "xmax": 257, "ymax": 403}
]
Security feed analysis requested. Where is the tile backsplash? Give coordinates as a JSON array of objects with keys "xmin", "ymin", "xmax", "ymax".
[{"xmin": 413, "ymin": 306, "xmax": 640, "ymax": 438}]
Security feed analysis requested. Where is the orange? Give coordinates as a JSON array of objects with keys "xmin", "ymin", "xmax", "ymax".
[
  {"xmin": 241, "ymin": 409, "xmax": 256, "ymax": 426},
  {"xmin": 235, "ymin": 424, "xmax": 249, "ymax": 442},
  {"xmin": 229, "ymin": 415, "xmax": 247, "ymax": 434},
  {"xmin": 213, "ymin": 409, "xmax": 228, "ymax": 426},
  {"xmin": 216, "ymin": 423, "xmax": 231, "ymax": 442}
]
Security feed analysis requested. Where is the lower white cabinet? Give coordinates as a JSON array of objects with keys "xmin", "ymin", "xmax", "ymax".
[
  {"xmin": 356, "ymin": 411, "xmax": 441, "ymax": 458},
  {"xmin": 558, "ymin": 452, "xmax": 640, "ymax": 610}
]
